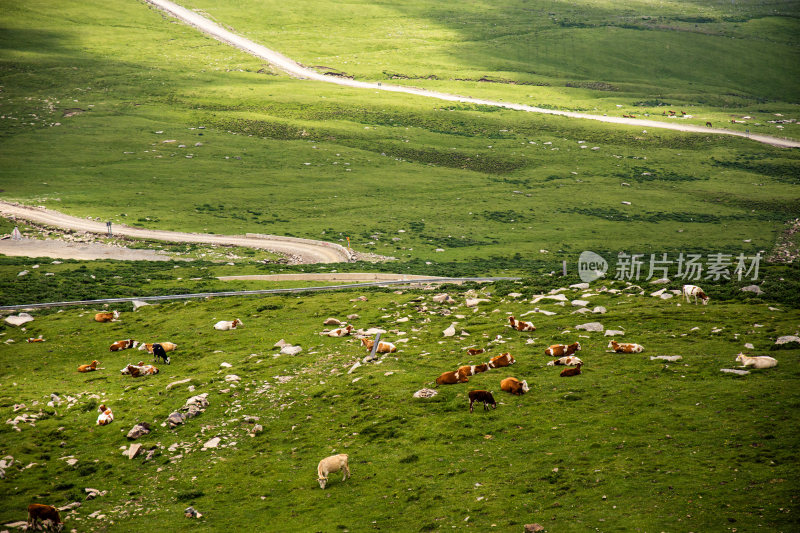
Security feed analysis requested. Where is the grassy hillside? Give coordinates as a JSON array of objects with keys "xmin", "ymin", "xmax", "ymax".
[
  {"xmin": 1, "ymin": 0, "xmax": 798, "ymax": 266},
  {"xmin": 0, "ymin": 281, "xmax": 798, "ymax": 531}
]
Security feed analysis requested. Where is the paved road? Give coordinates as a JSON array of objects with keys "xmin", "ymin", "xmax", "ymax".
[
  {"xmin": 146, "ymin": 0, "xmax": 800, "ymax": 149},
  {"xmin": 0, "ymin": 201, "xmax": 351, "ymax": 264}
]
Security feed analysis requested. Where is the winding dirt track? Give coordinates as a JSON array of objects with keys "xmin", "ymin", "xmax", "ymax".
[
  {"xmin": 146, "ymin": 0, "xmax": 800, "ymax": 149},
  {"xmin": 0, "ymin": 202, "xmax": 351, "ymax": 264}
]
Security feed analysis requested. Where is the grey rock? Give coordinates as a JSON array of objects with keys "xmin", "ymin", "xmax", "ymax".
[
  {"xmin": 126, "ymin": 422, "xmax": 151, "ymax": 440},
  {"xmin": 575, "ymin": 322, "xmax": 604, "ymax": 332},
  {"xmin": 741, "ymin": 285, "xmax": 764, "ymax": 295}
]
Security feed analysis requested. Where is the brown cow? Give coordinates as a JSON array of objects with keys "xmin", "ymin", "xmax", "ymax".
[
  {"xmin": 360, "ymin": 337, "xmax": 397, "ymax": 353},
  {"xmin": 77, "ymin": 360, "xmax": 99, "ymax": 373},
  {"xmin": 500, "ymin": 377, "xmax": 529, "ymax": 395},
  {"xmin": 468, "ymin": 390, "xmax": 497, "ymax": 412},
  {"xmin": 94, "ymin": 311, "xmax": 119, "ymax": 322},
  {"xmin": 544, "ymin": 342, "xmax": 581, "ymax": 357},
  {"xmin": 467, "ymin": 348, "xmax": 485, "ymax": 356},
  {"xmin": 508, "ymin": 316, "xmax": 536, "ymax": 332},
  {"xmin": 607, "ymin": 340, "xmax": 644, "ymax": 353},
  {"xmin": 27, "ymin": 504, "xmax": 63, "ymax": 531},
  {"xmin": 457, "ymin": 364, "xmax": 489, "ymax": 381},
  {"xmin": 488, "ymin": 353, "xmax": 516, "ymax": 368},
  {"xmin": 560, "ymin": 363, "xmax": 583, "ymax": 377},
  {"xmin": 436, "ymin": 370, "xmax": 468, "ymax": 386},
  {"xmin": 110, "ymin": 339, "xmax": 139, "ymax": 352}
]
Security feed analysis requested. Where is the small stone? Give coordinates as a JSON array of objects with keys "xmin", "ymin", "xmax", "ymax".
[
  {"xmin": 203, "ymin": 437, "xmax": 221, "ymax": 449},
  {"xmin": 575, "ymin": 322, "xmax": 604, "ymax": 332}
]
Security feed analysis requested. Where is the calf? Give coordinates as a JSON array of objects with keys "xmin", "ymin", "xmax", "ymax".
[
  {"xmin": 152, "ymin": 343, "xmax": 170, "ymax": 365},
  {"xmin": 508, "ymin": 316, "xmax": 536, "ymax": 331},
  {"xmin": 360, "ymin": 337, "xmax": 397, "ymax": 353},
  {"xmin": 736, "ymin": 353, "xmax": 777, "ymax": 369},
  {"xmin": 547, "ymin": 355, "xmax": 583, "ymax": 367},
  {"xmin": 544, "ymin": 342, "xmax": 581, "ymax": 357},
  {"xmin": 488, "ymin": 352, "xmax": 516, "ymax": 368},
  {"xmin": 27, "ymin": 504, "xmax": 63, "ymax": 532},
  {"xmin": 96, "ymin": 404, "xmax": 114, "ymax": 425},
  {"xmin": 436, "ymin": 370, "xmax": 468, "ymax": 386},
  {"xmin": 110, "ymin": 339, "xmax": 139, "ymax": 352},
  {"xmin": 27, "ymin": 336, "xmax": 45, "ymax": 343},
  {"xmin": 94, "ymin": 311, "xmax": 120, "ymax": 322},
  {"xmin": 214, "ymin": 318, "xmax": 242, "ymax": 331},
  {"xmin": 77, "ymin": 360, "xmax": 99, "ymax": 373},
  {"xmin": 467, "ymin": 348, "xmax": 485, "ymax": 356},
  {"xmin": 560, "ymin": 362, "xmax": 583, "ymax": 377},
  {"xmin": 468, "ymin": 390, "xmax": 497, "ymax": 412},
  {"xmin": 500, "ymin": 377, "xmax": 529, "ymax": 395},
  {"xmin": 682, "ymin": 284, "xmax": 709, "ymax": 305},
  {"xmin": 608, "ymin": 340, "xmax": 644, "ymax": 353},
  {"xmin": 317, "ymin": 454, "xmax": 350, "ymax": 489}
]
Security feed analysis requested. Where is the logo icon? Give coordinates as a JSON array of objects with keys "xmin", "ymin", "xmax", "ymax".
[{"xmin": 578, "ymin": 251, "xmax": 608, "ymax": 283}]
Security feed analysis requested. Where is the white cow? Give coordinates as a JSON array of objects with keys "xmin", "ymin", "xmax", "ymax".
[
  {"xmin": 214, "ymin": 318, "xmax": 243, "ymax": 331},
  {"xmin": 317, "ymin": 454, "xmax": 350, "ymax": 489},
  {"xmin": 683, "ymin": 285, "xmax": 709, "ymax": 305},
  {"xmin": 736, "ymin": 353, "xmax": 777, "ymax": 369}
]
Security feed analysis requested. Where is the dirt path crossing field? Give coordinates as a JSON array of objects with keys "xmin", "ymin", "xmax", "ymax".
[
  {"xmin": 147, "ymin": 0, "xmax": 800, "ymax": 149},
  {"xmin": 0, "ymin": 201, "xmax": 352, "ymax": 264}
]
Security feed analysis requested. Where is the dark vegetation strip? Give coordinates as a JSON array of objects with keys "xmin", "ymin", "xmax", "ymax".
[{"xmin": 0, "ymin": 277, "xmax": 517, "ymax": 311}]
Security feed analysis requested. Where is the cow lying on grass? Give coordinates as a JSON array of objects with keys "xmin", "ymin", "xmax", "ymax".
[{"xmin": 735, "ymin": 353, "xmax": 777, "ymax": 369}]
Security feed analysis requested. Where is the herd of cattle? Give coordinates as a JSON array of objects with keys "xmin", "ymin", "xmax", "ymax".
[{"xmin": 23, "ymin": 283, "xmax": 783, "ymax": 527}]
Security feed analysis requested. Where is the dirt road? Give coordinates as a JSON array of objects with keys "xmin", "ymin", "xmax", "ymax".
[
  {"xmin": 146, "ymin": 0, "xmax": 800, "ymax": 149},
  {"xmin": 0, "ymin": 202, "xmax": 351, "ymax": 264}
]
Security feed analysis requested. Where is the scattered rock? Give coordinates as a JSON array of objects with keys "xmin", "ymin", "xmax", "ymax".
[
  {"xmin": 250, "ymin": 424, "xmax": 263, "ymax": 437},
  {"xmin": 273, "ymin": 339, "xmax": 289, "ymax": 349},
  {"xmin": 203, "ymin": 437, "xmax": 221, "ymax": 449},
  {"xmin": 575, "ymin": 322, "xmax": 604, "ymax": 332},
  {"xmin": 649, "ymin": 278, "xmax": 670, "ymax": 285},
  {"xmin": 744, "ymin": 343, "xmax": 755, "ymax": 350},
  {"xmin": 4, "ymin": 313, "xmax": 33, "ymax": 327},
  {"xmin": 220, "ymin": 362, "xmax": 232, "ymax": 368},
  {"xmin": 660, "ymin": 293, "xmax": 674, "ymax": 299},
  {"xmin": 84, "ymin": 488, "xmax": 106, "ymax": 500},
  {"xmin": 775, "ymin": 335, "xmax": 800, "ymax": 345},
  {"xmin": 166, "ymin": 378, "xmax": 192, "ymax": 390},
  {"xmin": 432, "ymin": 293, "xmax": 455, "ymax": 304},
  {"xmin": 571, "ymin": 300, "xmax": 590, "ymax": 307},
  {"xmin": 224, "ymin": 374, "xmax": 240, "ymax": 383},
  {"xmin": 741, "ymin": 285, "xmax": 764, "ymax": 295},
  {"xmin": 650, "ymin": 355, "xmax": 682, "ymax": 362},
  {"xmin": 604, "ymin": 330, "xmax": 624, "ymax": 337},
  {"xmin": 721, "ymin": 368, "xmax": 750, "ymax": 376},
  {"xmin": 132, "ymin": 300, "xmax": 151, "ymax": 311},
  {"xmin": 126, "ymin": 422, "xmax": 151, "ymax": 440},
  {"xmin": 592, "ymin": 306, "xmax": 607, "ymax": 314},
  {"xmin": 323, "ymin": 318, "xmax": 342, "ymax": 326},
  {"xmin": 280, "ymin": 345, "xmax": 302, "ymax": 356},
  {"xmin": 443, "ymin": 323, "xmax": 456, "ymax": 337},
  {"xmin": 125, "ymin": 443, "xmax": 142, "ymax": 460},
  {"xmin": 167, "ymin": 412, "xmax": 186, "ymax": 428},
  {"xmin": 346, "ymin": 314, "xmax": 360, "ymax": 320},
  {"xmin": 58, "ymin": 502, "xmax": 81, "ymax": 511},
  {"xmin": 524, "ymin": 524, "xmax": 545, "ymax": 532},
  {"xmin": 569, "ymin": 283, "xmax": 590, "ymax": 290},
  {"xmin": 465, "ymin": 298, "xmax": 490, "ymax": 307},
  {"xmin": 413, "ymin": 388, "xmax": 438, "ymax": 399}
]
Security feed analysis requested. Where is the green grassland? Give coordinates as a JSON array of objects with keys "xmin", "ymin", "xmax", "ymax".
[
  {"xmin": 1, "ymin": 0, "xmax": 798, "ymax": 266},
  {"xmin": 0, "ymin": 282, "xmax": 798, "ymax": 531}
]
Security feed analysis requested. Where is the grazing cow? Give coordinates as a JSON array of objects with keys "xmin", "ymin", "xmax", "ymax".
[
  {"xmin": 138, "ymin": 341, "xmax": 177, "ymax": 353},
  {"xmin": 607, "ymin": 340, "xmax": 644, "ymax": 353},
  {"xmin": 467, "ymin": 348, "xmax": 485, "ymax": 356},
  {"xmin": 560, "ymin": 363, "xmax": 583, "ymax": 377},
  {"xmin": 110, "ymin": 339, "xmax": 139, "ymax": 352},
  {"xmin": 706, "ymin": 121, "xmax": 712, "ymax": 127},
  {"xmin": 668, "ymin": 110, "xmax": 676, "ymax": 116},
  {"xmin": 500, "ymin": 377, "xmax": 529, "ymax": 395},
  {"xmin": 468, "ymin": 390, "xmax": 497, "ymax": 412},
  {"xmin": 77, "ymin": 360, "xmax": 99, "ymax": 373},
  {"xmin": 96, "ymin": 404, "xmax": 113, "ymax": 425},
  {"xmin": 683, "ymin": 284, "xmax": 710, "ymax": 305},
  {"xmin": 214, "ymin": 318, "xmax": 242, "ymax": 331},
  {"xmin": 152, "ymin": 343, "xmax": 170, "ymax": 365},
  {"xmin": 508, "ymin": 316, "xmax": 536, "ymax": 332},
  {"xmin": 488, "ymin": 352, "xmax": 516, "ymax": 368},
  {"xmin": 94, "ymin": 311, "xmax": 120, "ymax": 322},
  {"xmin": 360, "ymin": 337, "xmax": 397, "ymax": 353},
  {"xmin": 457, "ymin": 363, "xmax": 489, "ymax": 381},
  {"xmin": 544, "ymin": 342, "xmax": 581, "ymax": 357},
  {"xmin": 327, "ymin": 325, "xmax": 353, "ymax": 337},
  {"xmin": 27, "ymin": 504, "xmax": 63, "ymax": 532},
  {"xmin": 27, "ymin": 336, "xmax": 45, "ymax": 343},
  {"xmin": 736, "ymin": 353, "xmax": 777, "ymax": 369},
  {"xmin": 436, "ymin": 370, "xmax": 468, "ymax": 386},
  {"xmin": 317, "ymin": 454, "xmax": 350, "ymax": 489}
]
